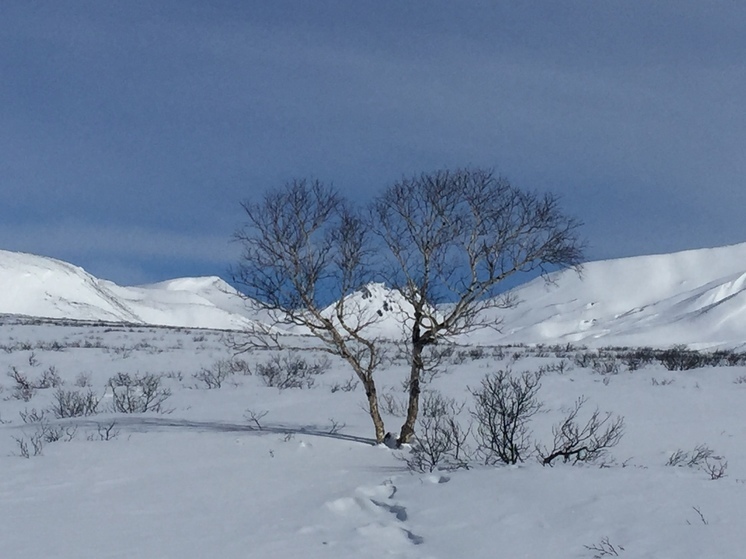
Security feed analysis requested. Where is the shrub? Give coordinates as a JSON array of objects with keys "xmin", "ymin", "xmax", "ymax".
[
  {"xmin": 49, "ymin": 388, "xmax": 101, "ymax": 418},
  {"xmin": 19, "ymin": 407, "xmax": 48, "ymax": 424},
  {"xmin": 620, "ymin": 347, "xmax": 655, "ymax": 371},
  {"xmin": 470, "ymin": 369, "xmax": 542, "ymax": 465},
  {"xmin": 538, "ymin": 396, "xmax": 625, "ymax": 466},
  {"xmin": 666, "ymin": 444, "xmax": 713, "ymax": 467},
  {"xmin": 666, "ymin": 444, "xmax": 727, "ymax": 479},
  {"xmin": 36, "ymin": 366, "xmax": 64, "ymax": 389},
  {"xmin": 380, "ymin": 389, "xmax": 407, "ymax": 417},
  {"xmin": 255, "ymin": 353, "xmax": 329, "ymax": 390},
  {"xmin": 401, "ymin": 391, "xmax": 471, "ymax": 473},
  {"xmin": 591, "ymin": 358, "xmax": 621, "ymax": 376},
  {"xmin": 13, "ymin": 421, "xmax": 76, "ymax": 458},
  {"xmin": 8, "ymin": 367, "xmax": 36, "ymax": 401},
  {"xmin": 13, "ymin": 433, "xmax": 43, "ymax": 458},
  {"xmin": 88, "ymin": 421, "xmax": 120, "ymax": 441},
  {"xmin": 657, "ymin": 345, "xmax": 707, "ymax": 371},
  {"xmin": 108, "ymin": 372, "xmax": 172, "ymax": 413},
  {"xmin": 573, "ymin": 352, "xmax": 596, "ymax": 369},
  {"xmin": 193, "ymin": 359, "xmax": 240, "ymax": 389},
  {"xmin": 703, "ymin": 457, "xmax": 728, "ymax": 480},
  {"xmin": 74, "ymin": 372, "xmax": 92, "ymax": 387},
  {"xmin": 584, "ymin": 537, "xmax": 625, "ymax": 557},
  {"xmin": 330, "ymin": 375, "xmax": 359, "ymax": 393}
]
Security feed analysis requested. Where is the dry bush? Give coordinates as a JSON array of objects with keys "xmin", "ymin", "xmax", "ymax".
[
  {"xmin": 49, "ymin": 389, "xmax": 101, "ymax": 418},
  {"xmin": 254, "ymin": 353, "xmax": 330, "ymax": 390},
  {"xmin": 538, "ymin": 396, "xmax": 625, "ymax": 466},
  {"xmin": 108, "ymin": 372, "xmax": 172, "ymax": 413},
  {"xmin": 470, "ymin": 369, "xmax": 542, "ymax": 465},
  {"xmin": 401, "ymin": 391, "xmax": 471, "ymax": 473}
]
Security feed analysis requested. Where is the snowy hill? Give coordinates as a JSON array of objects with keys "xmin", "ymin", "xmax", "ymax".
[
  {"xmin": 3, "ymin": 243, "xmax": 746, "ymax": 346},
  {"xmin": 0, "ymin": 250, "xmax": 142, "ymax": 323},
  {"xmin": 308, "ymin": 243, "xmax": 746, "ymax": 349},
  {"xmin": 0, "ymin": 250, "xmax": 259, "ymax": 330},
  {"xmin": 472, "ymin": 242, "xmax": 746, "ymax": 349},
  {"xmin": 316, "ymin": 283, "xmax": 415, "ymax": 339}
]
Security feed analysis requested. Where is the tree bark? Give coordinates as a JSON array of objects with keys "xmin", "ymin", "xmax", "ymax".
[
  {"xmin": 361, "ymin": 376, "xmax": 386, "ymax": 444},
  {"xmin": 398, "ymin": 341, "xmax": 424, "ymax": 445}
]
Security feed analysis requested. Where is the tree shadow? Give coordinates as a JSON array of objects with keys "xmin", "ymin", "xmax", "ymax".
[{"xmin": 74, "ymin": 416, "xmax": 378, "ymax": 446}]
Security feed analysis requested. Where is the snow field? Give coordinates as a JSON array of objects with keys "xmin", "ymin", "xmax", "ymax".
[{"xmin": 1, "ymin": 322, "xmax": 745, "ymax": 558}]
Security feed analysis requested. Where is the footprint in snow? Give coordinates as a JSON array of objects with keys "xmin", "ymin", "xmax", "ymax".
[{"xmin": 325, "ymin": 481, "xmax": 425, "ymax": 548}]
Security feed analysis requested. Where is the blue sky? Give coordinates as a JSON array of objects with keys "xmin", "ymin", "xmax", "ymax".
[{"xmin": 2, "ymin": 2, "xmax": 745, "ymax": 285}]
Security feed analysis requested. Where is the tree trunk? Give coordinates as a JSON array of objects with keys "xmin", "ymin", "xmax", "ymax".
[
  {"xmin": 398, "ymin": 341, "xmax": 423, "ymax": 445},
  {"xmin": 361, "ymin": 376, "xmax": 386, "ymax": 444}
]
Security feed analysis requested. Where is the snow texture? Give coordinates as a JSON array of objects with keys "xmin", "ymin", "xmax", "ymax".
[{"xmin": 1, "ymin": 244, "xmax": 746, "ymax": 557}]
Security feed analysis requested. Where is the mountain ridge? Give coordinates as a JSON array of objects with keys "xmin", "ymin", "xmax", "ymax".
[{"xmin": 2, "ymin": 244, "xmax": 746, "ymax": 348}]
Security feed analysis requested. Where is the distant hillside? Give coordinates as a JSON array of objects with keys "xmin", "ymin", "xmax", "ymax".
[
  {"xmin": 469, "ymin": 242, "xmax": 746, "ymax": 349},
  {"xmin": 2, "ymin": 244, "xmax": 746, "ymax": 347},
  {"xmin": 0, "ymin": 250, "xmax": 259, "ymax": 330}
]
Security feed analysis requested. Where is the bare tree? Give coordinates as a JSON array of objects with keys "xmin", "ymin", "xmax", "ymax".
[
  {"xmin": 371, "ymin": 168, "xmax": 584, "ymax": 444},
  {"xmin": 232, "ymin": 179, "xmax": 388, "ymax": 442}
]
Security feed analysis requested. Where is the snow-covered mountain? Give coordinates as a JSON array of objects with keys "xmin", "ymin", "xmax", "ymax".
[
  {"xmin": 469, "ymin": 242, "xmax": 746, "ymax": 349},
  {"xmin": 0, "ymin": 250, "xmax": 259, "ymax": 330},
  {"xmin": 315, "ymin": 283, "xmax": 415, "ymax": 340},
  {"xmin": 2, "ymin": 243, "xmax": 746, "ymax": 347}
]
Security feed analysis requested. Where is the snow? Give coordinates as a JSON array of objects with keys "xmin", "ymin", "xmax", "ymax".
[
  {"xmin": 5, "ymin": 242, "xmax": 746, "ymax": 347},
  {"xmin": 469, "ymin": 242, "xmax": 746, "ymax": 349},
  {"xmin": 2, "ymin": 244, "xmax": 746, "ymax": 557},
  {"xmin": 0, "ymin": 249, "xmax": 261, "ymax": 330},
  {"xmin": 1, "ymin": 319, "xmax": 746, "ymax": 558}
]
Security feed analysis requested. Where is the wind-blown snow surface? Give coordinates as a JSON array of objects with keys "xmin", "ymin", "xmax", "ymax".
[{"xmin": 1, "ymin": 322, "xmax": 745, "ymax": 558}]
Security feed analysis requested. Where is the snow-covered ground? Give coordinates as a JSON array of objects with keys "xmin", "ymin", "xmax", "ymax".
[{"xmin": 1, "ymin": 320, "xmax": 745, "ymax": 558}]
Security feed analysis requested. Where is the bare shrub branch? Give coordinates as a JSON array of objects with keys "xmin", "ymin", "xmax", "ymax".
[
  {"xmin": 49, "ymin": 389, "xmax": 101, "ymax": 418},
  {"xmin": 666, "ymin": 444, "xmax": 714, "ymax": 468},
  {"xmin": 400, "ymin": 391, "xmax": 472, "ymax": 473},
  {"xmin": 88, "ymin": 421, "xmax": 120, "ymax": 441},
  {"xmin": 8, "ymin": 366, "xmax": 36, "ymax": 401},
  {"xmin": 193, "ymin": 359, "xmax": 237, "ymax": 389},
  {"xmin": 329, "ymin": 375, "xmax": 359, "ymax": 393},
  {"xmin": 703, "ymin": 457, "xmax": 728, "ymax": 480},
  {"xmin": 253, "ymin": 352, "xmax": 330, "ymax": 390},
  {"xmin": 245, "ymin": 408, "xmax": 269, "ymax": 430},
  {"xmin": 584, "ymin": 536, "xmax": 625, "ymax": 557},
  {"xmin": 538, "ymin": 396, "xmax": 625, "ymax": 466}
]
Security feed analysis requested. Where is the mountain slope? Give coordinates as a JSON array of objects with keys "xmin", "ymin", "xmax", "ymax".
[
  {"xmin": 0, "ymin": 250, "xmax": 142, "ymax": 323},
  {"xmin": 470, "ymin": 243, "xmax": 746, "ymax": 349},
  {"xmin": 2, "ymin": 243, "xmax": 746, "ymax": 347},
  {"xmin": 0, "ymin": 250, "xmax": 259, "ymax": 329}
]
